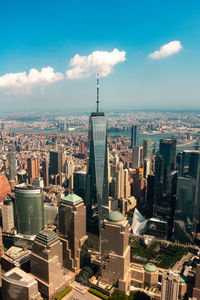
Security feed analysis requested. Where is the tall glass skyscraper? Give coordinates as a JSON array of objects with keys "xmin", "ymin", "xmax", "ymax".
[
  {"xmin": 87, "ymin": 75, "xmax": 109, "ymax": 237},
  {"xmin": 131, "ymin": 124, "xmax": 140, "ymax": 148},
  {"xmin": 153, "ymin": 139, "xmax": 177, "ymax": 239}
]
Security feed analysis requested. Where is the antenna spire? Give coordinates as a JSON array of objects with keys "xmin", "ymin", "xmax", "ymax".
[{"xmin": 96, "ymin": 73, "xmax": 99, "ymax": 112}]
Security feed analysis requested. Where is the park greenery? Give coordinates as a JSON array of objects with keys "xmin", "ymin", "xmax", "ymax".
[
  {"xmin": 88, "ymin": 288, "xmax": 109, "ymax": 300},
  {"xmin": 110, "ymin": 290, "xmax": 151, "ymax": 300},
  {"xmin": 129, "ymin": 237, "xmax": 189, "ymax": 269},
  {"xmin": 55, "ymin": 286, "xmax": 72, "ymax": 300}
]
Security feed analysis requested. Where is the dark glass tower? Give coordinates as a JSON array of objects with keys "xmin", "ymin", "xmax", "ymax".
[
  {"xmin": 87, "ymin": 75, "xmax": 109, "ymax": 237},
  {"xmin": 153, "ymin": 139, "xmax": 177, "ymax": 239},
  {"xmin": 131, "ymin": 124, "xmax": 139, "ymax": 148}
]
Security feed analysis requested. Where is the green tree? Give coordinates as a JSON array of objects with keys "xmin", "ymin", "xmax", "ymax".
[
  {"xmin": 129, "ymin": 291, "xmax": 151, "ymax": 300},
  {"xmin": 110, "ymin": 290, "xmax": 128, "ymax": 300}
]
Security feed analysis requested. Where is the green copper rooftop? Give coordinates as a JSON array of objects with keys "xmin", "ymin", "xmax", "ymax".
[
  {"xmin": 107, "ymin": 211, "xmax": 125, "ymax": 222},
  {"xmin": 61, "ymin": 193, "xmax": 82, "ymax": 205},
  {"xmin": 144, "ymin": 263, "xmax": 157, "ymax": 273}
]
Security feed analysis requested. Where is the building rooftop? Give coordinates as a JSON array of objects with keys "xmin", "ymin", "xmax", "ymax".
[
  {"xmin": 107, "ymin": 211, "xmax": 125, "ymax": 223},
  {"xmin": 150, "ymin": 217, "xmax": 168, "ymax": 224},
  {"xmin": 15, "ymin": 183, "xmax": 41, "ymax": 192},
  {"xmin": 34, "ymin": 229, "xmax": 59, "ymax": 246},
  {"xmin": 0, "ymin": 174, "xmax": 11, "ymax": 203},
  {"xmin": 3, "ymin": 267, "xmax": 36, "ymax": 287},
  {"xmin": 91, "ymin": 112, "xmax": 105, "ymax": 117},
  {"xmin": 5, "ymin": 246, "xmax": 30, "ymax": 262},
  {"xmin": 160, "ymin": 138, "xmax": 175, "ymax": 144},
  {"xmin": 144, "ymin": 263, "xmax": 157, "ymax": 273},
  {"xmin": 61, "ymin": 193, "xmax": 82, "ymax": 205},
  {"xmin": 17, "ymin": 169, "xmax": 26, "ymax": 175}
]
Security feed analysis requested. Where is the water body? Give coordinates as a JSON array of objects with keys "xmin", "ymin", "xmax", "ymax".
[{"xmin": 9, "ymin": 128, "xmax": 194, "ymax": 152}]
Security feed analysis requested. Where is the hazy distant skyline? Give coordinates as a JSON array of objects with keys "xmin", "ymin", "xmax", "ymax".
[{"xmin": 1, "ymin": 1, "xmax": 200, "ymax": 112}]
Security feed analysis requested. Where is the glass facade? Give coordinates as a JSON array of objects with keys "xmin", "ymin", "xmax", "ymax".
[
  {"xmin": 131, "ymin": 124, "xmax": 139, "ymax": 148},
  {"xmin": 87, "ymin": 112, "xmax": 109, "ymax": 229},
  {"xmin": 153, "ymin": 140, "xmax": 177, "ymax": 239},
  {"xmin": 15, "ymin": 185, "xmax": 44, "ymax": 236}
]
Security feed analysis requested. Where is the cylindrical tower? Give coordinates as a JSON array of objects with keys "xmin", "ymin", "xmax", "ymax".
[{"xmin": 15, "ymin": 184, "xmax": 44, "ymax": 236}]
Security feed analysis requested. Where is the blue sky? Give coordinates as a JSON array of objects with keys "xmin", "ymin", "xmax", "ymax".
[{"xmin": 0, "ymin": 0, "xmax": 200, "ymax": 112}]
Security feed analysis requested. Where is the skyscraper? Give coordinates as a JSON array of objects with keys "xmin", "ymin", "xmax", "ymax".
[
  {"xmin": 58, "ymin": 193, "xmax": 88, "ymax": 272},
  {"xmin": 143, "ymin": 138, "xmax": 153, "ymax": 160},
  {"xmin": 132, "ymin": 145, "xmax": 143, "ymax": 169},
  {"xmin": 193, "ymin": 264, "xmax": 200, "ymax": 299},
  {"xmin": 42, "ymin": 158, "xmax": 49, "ymax": 187},
  {"xmin": 101, "ymin": 211, "xmax": 130, "ymax": 294},
  {"xmin": 87, "ymin": 75, "xmax": 109, "ymax": 236},
  {"xmin": 2, "ymin": 199, "xmax": 14, "ymax": 232},
  {"xmin": 27, "ymin": 156, "xmax": 40, "ymax": 184},
  {"xmin": 161, "ymin": 271, "xmax": 179, "ymax": 300},
  {"xmin": 15, "ymin": 184, "xmax": 44, "ymax": 237},
  {"xmin": 49, "ymin": 150, "xmax": 65, "ymax": 176},
  {"xmin": 153, "ymin": 139, "xmax": 177, "ymax": 239},
  {"xmin": 131, "ymin": 124, "xmax": 139, "ymax": 148},
  {"xmin": 7, "ymin": 147, "xmax": 16, "ymax": 181},
  {"xmin": 179, "ymin": 150, "xmax": 200, "ymax": 178},
  {"xmin": 73, "ymin": 171, "xmax": 87, "ymax": 200},
  {"xmin": 30, "ymin": 230, "xmax": 66, "ymax": 299},
  {"xmin": 159, "ymin": 139, "xmax": 176, "ymax": 173}
]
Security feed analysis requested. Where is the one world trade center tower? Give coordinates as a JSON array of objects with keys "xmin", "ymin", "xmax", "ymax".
[{"xmin": 87, "ymin": 74, "xmax": 109, "ymax": 238}]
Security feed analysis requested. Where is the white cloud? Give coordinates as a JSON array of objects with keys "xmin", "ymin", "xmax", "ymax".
[
  {"xmin": 149, "ymin": 41, "xmax": 183, "ymax": 59},
  {"xmin": 0, "ymin": 67, "xmax": 64, "ymax": 94},
  {"xmin": 66, "ymin": 48, "xmax": 126, "ymax": 79}
]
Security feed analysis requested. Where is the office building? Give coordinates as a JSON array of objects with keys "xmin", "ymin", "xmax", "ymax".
[
  {"xmin": 42, "ymin": 158, "xmax": 49, "ymax": 186},
  {"xmin": 131, "ymin": 124, "xmax": 139, "ymax": 148},
  {"xmin": 17, "ymin": 169, "xmax": 27, "ymax": 184},
  {"xmin": 64, "ymin": 158, "xmax": 74, "ymax": 179},
  {"xmin": 153, "ymin": 139, "xmax": 177, "ymax": 239},
  {"xmin": 132, "ymin": 145, "xmax": 143, "ymax": 169},
  {"xmin": 15, "ymin": 184, "xmax": 44, "ymax": 237},
  {"xmin": 124, "ymin": 169, "xmax": 131, "ymax": 199},
  {"xmin": 33, "ymin": 177, "xmax": 44, "ymax": 188},
  {"xmin": 44, "ymin": 204, "xmax": 58, "ymax": 226},
  {"xmin": 143, "ymin": 139, "xmax": 152, "ymax": 160},
  {"xmin": 116, "ymin": 161, "xmax": 125, "ymax": 199},
  {"xmin": 30, "ymin": 229, "xmax": 66, "ymax": 299},
  {"xmin": 146, "ymin": 174, "xmax": 155, "ymax": 218},
  {"xmin": 161, "ymin": 271, "xmax": 179, "ymax": 300},
  {"xmin": 7, "ymin": 147, "xmax": 16, "ymax": 181},
  {"xmin": 73, "ymin": 171, "xmax": 87, "ymax": 200},
  {"xmin": 2, "ymin": 198, "xmax": 14, "ymax": 232},
  {"xmin": 159, "ymin": 139, "xmax": 176, "ymax": 173},
  {"xmin": 87, "ymin": 75, "xmax": 109, "ymax": 236},
  {"xmin": 58, "ymin": 193, "xmax": 88, "ymax": 273},
  {"xmin": 130, "ymin": 263, "xmax": 158, "ymax": 289},
  {"xmin": 193, "ymin": 169, "xmax": 200, "ymax": 235},
  {"xmin": 193, "ymin": 264, "xmax": 200, "ymax": 299},
  {"xmin": 0, "ymin": 227, "xmax": 3, "ymax": 257},
  {"xmin": 174, "ymin": 176, "xmax": 196, "ymax": 243},
  {"xmin": 101, "ymin": 211, "xmax": 130, "ymax": 294},
  {"xmin": 143, "ymin": 158, "xmax": 151, "ymax": 179},
  {"xmin": 49, "ymin": 150, "xmax": 65, "ymax": 176},
  {"xmin": 1, "ymin": 246, "xmax": 30, "ymax": 273},
  {"xmin": 27, "ymin": 156, "xmax": 40, "ymax": 184},
  {"xmin": 2, "ymin": 267, "xmax": 42, "ymax": 300},
  {"xmin": 179, "ymin": 150, "xmax": 200, "ymax": 178}
]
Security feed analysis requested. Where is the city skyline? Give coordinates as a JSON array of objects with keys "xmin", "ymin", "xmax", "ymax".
[{"xmin": 1, "ymin": 1, "xmax": 200, "ymax": 111}]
